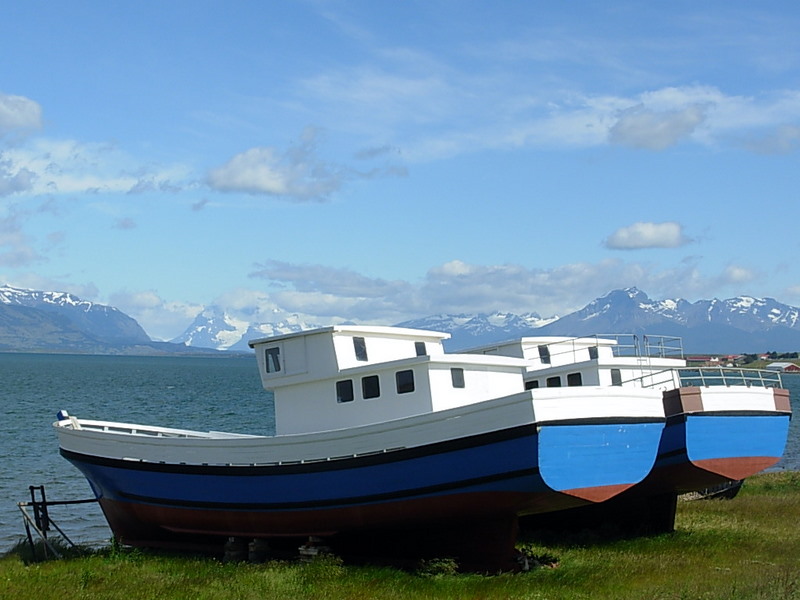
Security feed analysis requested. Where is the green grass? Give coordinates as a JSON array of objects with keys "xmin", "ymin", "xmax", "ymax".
[{"xmin": 3, "ymin": 471, "xmax": 800, "ymax": 600}]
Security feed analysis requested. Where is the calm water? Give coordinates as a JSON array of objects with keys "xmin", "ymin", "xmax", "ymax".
[
  {"xmin": 1, "ymin": 354, "xmax": 798, "ymax": 552},
  {"xmin": 0, "ymin": 353, "xmax": 272, "ymax": 551}
]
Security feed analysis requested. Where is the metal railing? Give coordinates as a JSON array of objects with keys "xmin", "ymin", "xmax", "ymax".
[
  {"xmin": 536, "ymin": 333, "xmax": 685, "ymax": 364},
  {"xmin": 620, "ymin": 366, "xmax": 783, "ymax": 390},
  {"xmin": 676, "ymin": 366, "xmax": 783, "ymax": 388}
]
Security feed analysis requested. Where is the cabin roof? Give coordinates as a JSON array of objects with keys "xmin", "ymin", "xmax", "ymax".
[{"xmin": 248, "ymin": 324, "xmax": 450, "ymax": 347}]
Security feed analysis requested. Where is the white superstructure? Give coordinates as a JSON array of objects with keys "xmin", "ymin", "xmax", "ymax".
[{"xmin": 249, "ymin": 325, "xmax": 529, "ymax": 435}]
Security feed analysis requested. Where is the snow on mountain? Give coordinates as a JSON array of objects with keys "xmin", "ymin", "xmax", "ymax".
[
  {"xmin": 0, "ymin": 283, "xmax": 151, "ymax": 345},
  {"xmin": 171, "ymin": 306, "xmax": 322, "ymax": 352},
  {"xmin": 397, "ymin": 311, "xmax": 555, "ymax": 350},
  {"xmin": 173, "ymin": 287, "xmax": 800, "ymax": 354}
]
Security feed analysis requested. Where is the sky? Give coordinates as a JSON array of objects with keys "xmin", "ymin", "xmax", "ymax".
[{"xmin": 1, "ymin": 1, "xmax": 799, "ymax": 340}]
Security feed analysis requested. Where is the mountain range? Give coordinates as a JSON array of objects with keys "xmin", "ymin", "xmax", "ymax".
[
  {"xmin": 0, "ymin": 284, "xmax": 217, "ymax": 355},
  {"xmin": 176, "ymin": 287, "xmax": 800, "ymax": 354},
  {"xmin": 3, "ymin": 284, "xmax": 800, "ymax": 355}
]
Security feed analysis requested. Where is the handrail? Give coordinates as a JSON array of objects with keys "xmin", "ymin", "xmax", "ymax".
[
  {"xmin": 621, "ymin": 366, "xmax": 783, "ymax": 389},
  {"xmin": 676, "ymin": 367, "xmax": 783, "ymax": 389},
  {"xmin": 534, "ymin": 333, "xmax": 685, "ymax": 364}
]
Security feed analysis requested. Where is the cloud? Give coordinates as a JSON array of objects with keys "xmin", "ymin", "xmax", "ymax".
[
  {"xmin": 0, "ymin": 92, "xmax": 42, "ymax": 137},
  {"xmin": 240, "ymin": 256, "xmax": 750, "ymax": 325},
  {"xmin": 0, "ymin": 157, "xmax": 36, "ymax": 196},
  {"xmin": 4, "ymin": 139, "xmax": 190, "ymax": 196},
  {"xmin": 609, "ymin": 105, "xmax": 706, "ymax": 150},
  {"xmin": 250, "ymin": 259, "xmax": 411, "ymax": 299},
  {"xmin": 604, "ymin": 222, "xmax": 691, "ymax": 250},
  {"xmin": 721, "ymin": 264, "xmax": 757, "ymax": 285},
  {"xmin": 109, "ymin": 289, "xmax": 203, "ymax": 341},
  {"xmin": 207, "ymin": 129, "xmax": 344, "ymax": 201},
  {"xmin": 740, "ymin": 124, "xmax": 800, "ymax": 154},
  {"xmin": 0, "ymin": 209, "xmax": 43, "ymax": 267}
]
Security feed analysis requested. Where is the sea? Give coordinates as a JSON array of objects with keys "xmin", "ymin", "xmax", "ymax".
[{"xmin": 1, "ymin": 353, "xmax": 799, "ymax": 553}]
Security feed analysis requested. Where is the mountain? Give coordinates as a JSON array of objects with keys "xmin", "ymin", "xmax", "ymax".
[
  {"xmin": 532, "ymin": 288, "xmax": 800, "ymax": 353},
  {"xmin": 0, "ymin": 285, "xmax": 219, "ymax": 355},
  {"xmin": 397, "ymin": 312, "xmax": 556, "ymax": 350},
  {"xmin": 171, "ymin": 306, "xmax": 321, "ymax": 352},
  {"xmin": 173, "ymin": 287, "xmax": 800, "ymax": 354}
]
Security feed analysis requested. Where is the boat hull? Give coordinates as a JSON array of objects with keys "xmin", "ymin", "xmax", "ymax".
[
  {"xmin": 652, "ymin": 386, "xmax": 791, "ymax": 492},
  {"xmin": 56, "ymin": 389, "xmax": 665, "ymax": 550}
]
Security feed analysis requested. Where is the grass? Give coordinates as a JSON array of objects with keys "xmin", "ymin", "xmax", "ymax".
[{"xmin": 2, "ymin": 471, "xmax": 799, "ymax": 600}]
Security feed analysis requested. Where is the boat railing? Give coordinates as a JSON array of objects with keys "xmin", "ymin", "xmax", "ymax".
[
  {"xmin": 675, "ymin": 366, "xmax": 783, "ymax": 389},
  {"xmin": 537, "ymin": 333, "xmax": 684, "ymax": 365},
  {"xmin": 622, "ymin": 366, "xmax": 783, "ymax": 390},
  {"xmin": 64, "ymin": 419, "xmax": 259, "ymax": 439}
]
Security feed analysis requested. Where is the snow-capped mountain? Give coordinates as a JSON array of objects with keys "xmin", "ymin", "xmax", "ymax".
[
  {"xmin": 0, "ymin": 284, "xmax": 150, "ymax": 346},
  {"xmin": 175, "ymin": 288, "xmax": 800, "ymax": 354},
  {"xmin": 533, "ymin": 288, "xmax": 800, "ymax": 353},
  {"xmin": 171, "ymin": 306, "xmax": 322, "ymax": 352},
  {"xmin": 397, "ymin": 312, "xmax": 557, "ymax": 350}
]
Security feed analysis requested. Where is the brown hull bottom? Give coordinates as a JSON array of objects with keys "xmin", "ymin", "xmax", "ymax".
[
  {"xmin": 648, "ymin": 455, "xmax": 780, "ymax": 495},
  {"xmin": 520, "ymin": 455, "xmax": 781, "ymax": 540},
  {"xmin": 95, "ymin": 488, "xmax": 628, "ymax": 571}
]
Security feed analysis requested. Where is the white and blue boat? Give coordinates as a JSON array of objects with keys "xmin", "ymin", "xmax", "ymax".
[
  {"xmin": 469, "ymin": 334, "xmax": 792, "ymax": 524},
  {"xmin": 55, "ymin": 325, "xmax": 666, "ymax": 565}
]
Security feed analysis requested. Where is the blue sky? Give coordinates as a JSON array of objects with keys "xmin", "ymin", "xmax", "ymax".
[{"xmin": 1, "ymin": 1, "xmax": 799, "ymax": 340}]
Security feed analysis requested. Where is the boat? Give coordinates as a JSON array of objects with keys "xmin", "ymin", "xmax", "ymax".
[
  {"xmin": 55, "ymin": 325, "xmax": 666, "ymax": 569},
  {"xmin": 465, "ymin": 334, "xmax": 792, "ymax": 535}
]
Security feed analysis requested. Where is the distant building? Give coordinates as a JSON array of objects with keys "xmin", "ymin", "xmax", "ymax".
[{"xmin": 766, "ymin": 362, "xmax": 800, "ymax": 373}]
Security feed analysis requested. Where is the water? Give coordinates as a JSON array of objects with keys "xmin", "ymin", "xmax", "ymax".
[
  {"xmin": 1, "ymin": 355, "xmax": 798, "ymax": 552},
  {"xmin": 0, "ymin": 353, "xmax": 272, "ymax": 551}
]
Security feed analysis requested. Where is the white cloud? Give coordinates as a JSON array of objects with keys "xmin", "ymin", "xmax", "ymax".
[
  {"xmin": 609, "ymin": 105, "xmax": 706, "ymax": 150},
  {"xmin": 0, "ymin": 158, "xmax": 35, "ymax": 196},
  {"xmin": 0, "ymin": 92, "xmax": 42, "ymax": 137},
  {"xmin": 605, "ymin": 222, "xmax": 691, "ymax": 250},
  {"xmin": 109, "ymin": 289, "xmax": 203, "ymax": 341},
  {"xmin": 722, "ymin": 264, "xmax": 757, "ymax": 285},
  {"xmin": 207, "ymin": 129, "xmax": 344, "ymax": 201},
  {"xmin": 3, "ymin": 138, "xmax": 190, "ymax": 196},
  {"xmin": 0, "ymin": 208, "xmax": 43, "ymax": 267},
  {"xmin": 237, "ymin": 257, "xmax": 748, "ymax": 324}
]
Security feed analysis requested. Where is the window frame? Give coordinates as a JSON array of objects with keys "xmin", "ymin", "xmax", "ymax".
[
  {"xmin": 361, "ymin": 375, "xmax": 381, "ymax": 399},
  {"xmin": 538, "ymin": 345, "xmax": 551, "ymax": 364},
  {"xmin": 264, "ymin": 347, "xmax": 281, "ymax": 373},
  {"xmin": 396, "ymin": 369, "xmax": 415, "ymax": 394},
  {"xmin": 336, "ymin": 379, "xmax": 355, "ymax": 403},
  {"xmin": 450, "ymin": 367, "xmax": 465, "ymax": 388},
  {"xmin": 353, "ymin": 336, "xmax": 368, "ymax": 361}
]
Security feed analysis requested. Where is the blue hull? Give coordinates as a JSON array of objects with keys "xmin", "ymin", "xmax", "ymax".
[
  {"xmin": 653, "ymin": 412, "xmax": 791, "ymax": 491},
  {"xmin": 61, "ymin": 420, "xmax": 664, "ymax": 543}
]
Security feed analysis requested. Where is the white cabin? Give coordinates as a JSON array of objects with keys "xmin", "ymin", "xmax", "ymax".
[
  {"xmin": 465, "ymin": 335, "xmax": 687, "ymax": 391},
  {"xmin": 248, "ymin": 326, "xmax": 528, "ymax": 435}
]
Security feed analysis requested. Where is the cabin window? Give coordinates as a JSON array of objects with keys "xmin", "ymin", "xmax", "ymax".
[
  {"xmin": 451, "ymin": 367, "xmax": 465, "ymax": 388},
  {"xmin": 264, "ymin": 347, "xmax": 281, "ymax": 373},
  {"xmin": 336, "ymin": 380, "xmax": 354, "ymax": 403},
  {"xmin": 588, "ymin": 346, "xmax": 599, "ymax": 360},
  {"xmin": 538, "ymin": 345, "xmax": 551, "ymax": 364},
  {"xmin": 546, "ymin": 376, "xmax": 562, "ymax": 387},
  {"xmin": 396, "ymin": 369, "xmax": 415, "ymax": 394},
  {"xmin": 362, "ymin": 375, "xmax": 380, "ymax": 399},
  {"xmin": 353, "ymin": 337, "xmax": 368, "ymax": 361},
  {"xmin": 567, "ymin": 372, "xmax": 583, "ymax": 387},
  {"xmin": 415, "ymin": 341, "xmax": 427, "ymax": 356},
  {"xmin": 525, "ymin": 380, "xmax": 539, "ymax": 389},
  {"xmin": 611, "ymin": 369, "xmax": 622, "ymax": 386}
]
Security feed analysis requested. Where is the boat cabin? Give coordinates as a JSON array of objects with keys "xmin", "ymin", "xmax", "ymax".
[
  {"xmin": 249, "ymin": 326, "xmax": 528, "ymax": 435},
  {"xmin": 465, "ymin": 335, "xmax": 686, "ymax": 391}
]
